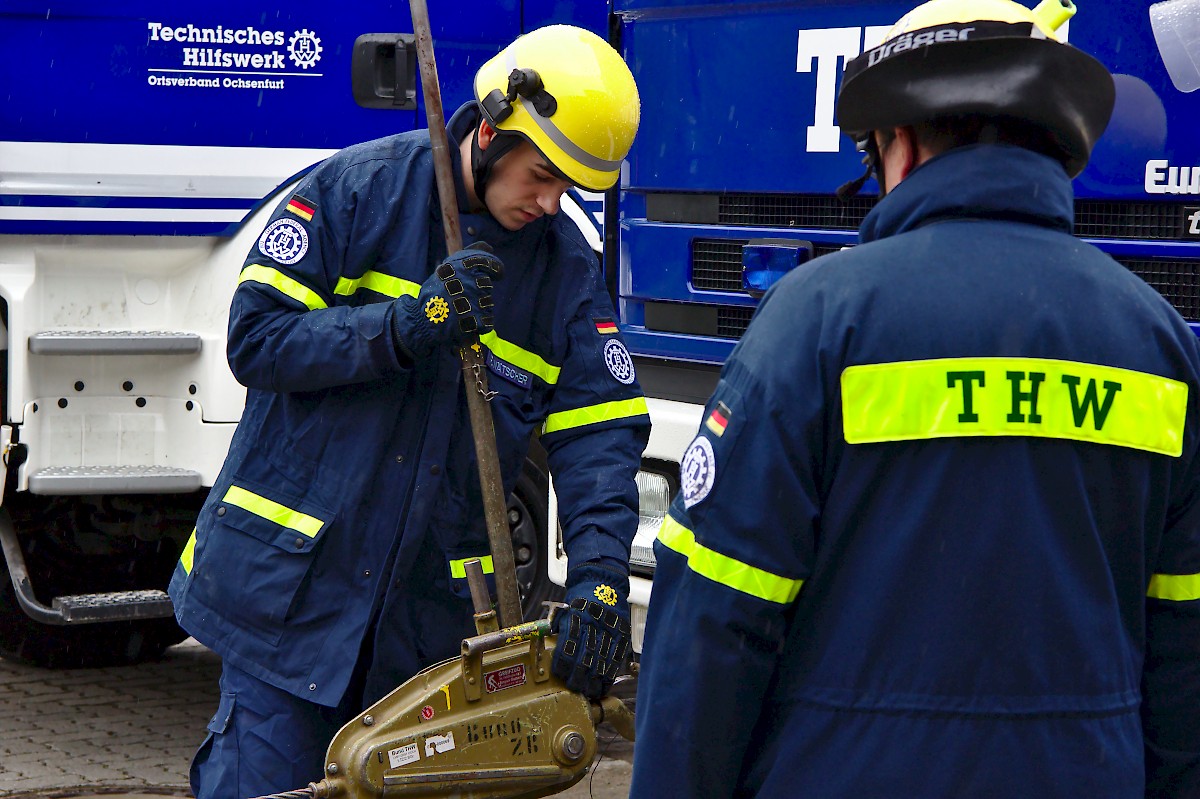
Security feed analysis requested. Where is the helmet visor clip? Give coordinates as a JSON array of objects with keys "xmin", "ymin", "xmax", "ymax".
[
  {"xmin": 506, "ymin": 68, "xmax": 558, "ymax": 117},
  {"xmin": 481, "ymin": 88, "xmax": 514, "ymax": 125}
]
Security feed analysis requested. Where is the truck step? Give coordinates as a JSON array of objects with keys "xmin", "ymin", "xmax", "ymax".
[
  {"xmin": 52, "ymin": 590, "xmax": 175, "ymax": 623},
  {"xmin": 28, "ymin": 465, "xmax": 203, "ymax": 495},
  {"xmin": 28, "ymin": 330, "xmax": 202, "ymax": 355},
  {"xmin": 0, "ymin": 510, "xmax": 176, "ymax": 626}
]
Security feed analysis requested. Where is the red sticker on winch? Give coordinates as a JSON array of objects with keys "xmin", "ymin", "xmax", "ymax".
[
  {"xmin": 484, "ymin": 664, "xmax": 527, "ymax": 693},
  {"xmin": 420, "ymin": 705, "xmax": 435, "ymax": 721}
]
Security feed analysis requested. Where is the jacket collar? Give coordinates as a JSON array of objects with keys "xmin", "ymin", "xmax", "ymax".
[
  {"xmin": 446, "ymin": 102, "xmax": 479, "ymax": 215},
  {"xmin": 858, "ymin": 144, "xmax": 1075, "ymax": 245}
]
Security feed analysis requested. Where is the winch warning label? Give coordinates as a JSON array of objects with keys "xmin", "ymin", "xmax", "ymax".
[
  {"xmin": 484, "ymin": 664, "xmax": 527, "ymax": 693},
  {"xmin": 145, "ymin": 21, "xmax": 323, "ymax": 92}
]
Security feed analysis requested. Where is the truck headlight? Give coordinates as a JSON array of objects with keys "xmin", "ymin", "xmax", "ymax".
[{"xmin": 630, "ymin": 467, "xmax": 674, "ymax": 576}]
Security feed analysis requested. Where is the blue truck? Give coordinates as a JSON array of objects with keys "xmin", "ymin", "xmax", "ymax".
[
  {"xmin": 2, "ymin": 0, "xmax": 1197, "ymax": 670},
  {"xmin": 591, "ymin": 0, "xmax": 1200, "ymax": 651}
]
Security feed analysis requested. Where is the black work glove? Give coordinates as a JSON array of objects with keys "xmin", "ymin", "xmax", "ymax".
[
  {"xmin": 391, "ymin": 245, "xmax": 503, "ymax": 357},
  {"xmin": 552, "ymin": 563, "xmax": 632, "ymax": 700}
]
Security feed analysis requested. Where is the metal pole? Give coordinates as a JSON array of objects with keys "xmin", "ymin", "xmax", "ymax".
[{"xmin": 409, "ymin": 0, "xmax": 524, "ymax": 629}]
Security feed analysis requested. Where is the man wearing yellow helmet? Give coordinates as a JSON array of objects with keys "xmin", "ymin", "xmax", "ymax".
[
  {"xmin": 633, "ymin": 1, "xmax": 1200, "ymax": 796},
  {"xmin": 169, "ymin": 25, "xmax": 649, "ymax": 799}
]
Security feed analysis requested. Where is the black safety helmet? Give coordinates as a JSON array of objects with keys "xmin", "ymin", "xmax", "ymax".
[{"xmin": 834, "ymin": 0, "xmax": 1115, "ymax": 197}]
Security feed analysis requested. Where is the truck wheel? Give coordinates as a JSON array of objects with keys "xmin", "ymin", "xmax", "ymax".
[
  {"xmin": 510, "ymin": 460, "xmax": 562, "ymax": 621},
  {"xmin": 0, "ymin": 494, "xmax": 200, "ymax": 669}
]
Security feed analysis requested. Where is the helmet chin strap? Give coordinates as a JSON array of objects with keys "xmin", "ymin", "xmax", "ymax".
[
  {"xmin": 470, "ymin": 123, "xmax": 522, "ymax": 204},
  {"xmin": 836, "ymin": 134, "xmax": 883, "ymax": 200}
]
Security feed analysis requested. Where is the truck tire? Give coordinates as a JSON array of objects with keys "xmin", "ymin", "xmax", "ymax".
[
  {"xmin": 510, "ymin": 458, "xmax": 563, "ymax": 621},
  {"xmin": 0, "ymin": 493, "xmax": 201, "ymax": 669}
]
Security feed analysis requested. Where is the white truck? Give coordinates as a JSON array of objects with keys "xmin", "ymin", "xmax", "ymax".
[{"xmin": 0, "ymin": 1, "xmax": 605, "ymax": 667}]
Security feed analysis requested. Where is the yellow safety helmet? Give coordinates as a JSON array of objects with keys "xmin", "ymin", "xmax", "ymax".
[
  {"xmin": 836, "ymin": 0, "xmax": 1115, "ymax": 180},
  {"xmin": 473, "ymin": 24, "xmax": 640, "ymax": 192}
]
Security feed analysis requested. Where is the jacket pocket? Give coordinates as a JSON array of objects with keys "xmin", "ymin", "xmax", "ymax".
[{"xmin": 195, "ymin": 479, "xmax": 335, "ymax": 645}]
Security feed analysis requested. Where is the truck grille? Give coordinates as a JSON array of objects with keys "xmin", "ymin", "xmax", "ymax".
[
  {"xmin": 1117, "ymin": 258, "xmax": 1200, "ymax": 321},
  {"xmin": 655, "ymin": 194, "xmax": 1200, "ymax": 340},
  {"xmin": 690, "ymin": 241, "xmax": 1200, "ymax": 324},
  {"xmin": 652, "ymin": 192, "xmax": 1197, "ymax": 241},
  {"xmin": 692, "ymin": 240, "xmax": 746, "ymax": 291},
  {"xmin": 1076, "ymin": 201, "xmax": 1189, "ymax": 239},
  {"xmin": 719, "ymin": 194, "xmax": 875, "ymax": 230},
  {"xmin": 717, "ymin": 307, "xmax": 754, "ymax": 338}
]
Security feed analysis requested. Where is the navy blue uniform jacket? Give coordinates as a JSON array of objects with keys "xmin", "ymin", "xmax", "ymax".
[
  {"xmin": 169, "ymin": 105, "xmax": 650, "ymax": 707},
  {"xmin": 631, "ymin": 146, "xmax": 1200, "ymax": 798}
]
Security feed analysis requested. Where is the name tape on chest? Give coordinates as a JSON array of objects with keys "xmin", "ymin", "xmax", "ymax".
[
  {"xmin": 486, "ymin": 349, "xmax": 532, "ymax": 389},
  {"xmin": 841, "ymin": 357, "xmax": 1188, "ymax": 456}
]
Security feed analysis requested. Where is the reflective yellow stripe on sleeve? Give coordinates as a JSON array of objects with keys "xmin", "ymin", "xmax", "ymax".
[
  {"xmin": 222, "ymin": 486, "xmax": 326, "ymax": 538},
  {"xmin": 180, "ymin": 528, "xmax": 197, "ymax": 574},
  {"xmin": 542, "ymin": 397, "xmax": 649, "ymax": 435},
  {"xmin": 1148, "ymin": 572, "xmax": 1200, "ymax": 601},
  {"xmin": 481, "ymin": 331, "xmax": 562, "ymax": 385},
  {"xmin": 449, "ymin": 555, "xmax": 495, "ymax": 579},
  {"xmin": 334, "ymin": 271, "xmax": 421, "ymax": 300},
  {"xmin": 657, "ymin": 516, "xmax": 803, "ymax": 604},
  {"xmin": 842, "ymin": 357, "xmax": 1188, "ymax": 457},
  {"xmin": 239, "ymin": 264, "xmax": 328, "ymax": 311}
]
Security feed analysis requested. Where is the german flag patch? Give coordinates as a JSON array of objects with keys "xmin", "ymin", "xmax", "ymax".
[
  {"xmin": 285, "ymin": 195, "xmax": 316, "ymax": 222},
  {"xmin": 594, "ymin": 317, "xmax": 618, "ymax": 335},
  {"xmin": 704, "ymin": 401, "xmax": 731, "ymax": 437}
]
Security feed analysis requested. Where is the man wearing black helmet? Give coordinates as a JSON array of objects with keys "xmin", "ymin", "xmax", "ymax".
[
  {"xmin": 168, "ymin": 25, "xmax": 649, "ymax": 799},
  {"xmin": 632, "ymin": 1, "xmax": 1200, "ymax": 796}
]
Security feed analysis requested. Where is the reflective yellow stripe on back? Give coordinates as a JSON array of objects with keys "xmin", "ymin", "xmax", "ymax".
[
  {"xmin": 842, "ymin": 357, "xmax": 1188, "ymax": 457},
  {"xmin": 449, "ymin": 555, "xmax": 495, "ymax": 579},
  {"xmin": 542, "ymin": 397, "xmax": 649, "ymax": 435},
  {"xmin": 657, "ymin": 516, "xmax": 803, "ymax": 604},
  {"xmin": 222, "ymin": 486, "xmax": 326, "ymax": 538},
  {"xmin": 1148, "ymin": 572, "xmax": 1200, "ymax": 601},
  {"xmin": 239, "ymin": 264, "xmax": 328, "ymax": 311}
]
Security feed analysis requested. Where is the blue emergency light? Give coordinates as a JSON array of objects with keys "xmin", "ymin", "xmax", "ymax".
[{"xmin": 741, "ymin": 238, "xmax": 815, "ymax": 298}]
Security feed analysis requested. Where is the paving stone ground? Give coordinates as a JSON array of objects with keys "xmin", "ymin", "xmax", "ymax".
[{"xmin": 0, "ymin": 639, "xmax": 633, "ymax": 799}]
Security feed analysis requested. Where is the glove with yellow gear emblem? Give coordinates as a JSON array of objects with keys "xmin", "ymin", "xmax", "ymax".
[
  {"xmin": 391, "ymin": 244, "xmax": 503, "ymax": 358},
  {"xmin": 552, "ymin": 562, "xmax": 632, "ymax": 700}
]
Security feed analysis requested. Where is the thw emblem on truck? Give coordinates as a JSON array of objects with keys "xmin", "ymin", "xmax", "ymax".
[
  {"xmin": 796, "ymin": 26, "xmax": 891, "ymax": 153},
  {"xmin": 288, "ymin": 29, "xmax": 323, "ymax": 69}
]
